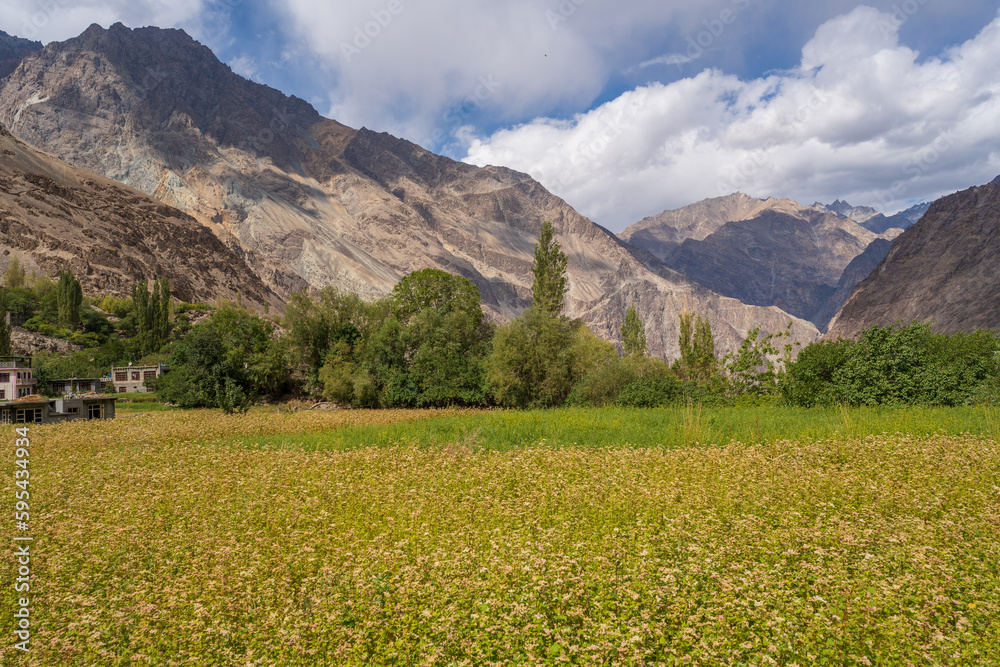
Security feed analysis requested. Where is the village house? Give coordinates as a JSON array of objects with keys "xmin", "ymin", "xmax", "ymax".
[
  {"xmin": 110, "ymin": 364, "xmax": 166, "ymax": 393},
  {"xmin": 46, "ymin": 378, "xmax": 106, "ymax": 396},
  {"xmin": 0, "ymin": 394, "xmax": 116, "ymax": 425},
  {"xmin": 0, "ymin": 356, "xmax": 37, "ymax": 400}
]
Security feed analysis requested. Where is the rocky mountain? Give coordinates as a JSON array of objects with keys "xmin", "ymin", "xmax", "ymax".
[
  {"xmin": 860, "ymin": 202, "xmax": 930, "ymax": 234},
  {"xmin": 0, "ymin": 23, "xmax": 819, "ymax": 358},
  {"xmin": 827, "ymin": 178, "xmax": 1000, "ymax": 338},
  {"xmin": 810, "ymin": 238, "xmax": 893, "ymax": 330},
  {"xmin": 0, "ymin": 30, "xmax": 41, "ymax": 79},
  {"xmin": 815, "ymin": 199, "xmax": 880, "ymax": 225},
  {"xmin": 0, "ymin": 122, "xmax": 281, "ymax": 307},
  {"xmin": 619, "ymin": 192, "xmax": 781, "ymax": 260},
  {"xmin": 620, "ymin": 194, "xmax": 894, "ymax": 329}
]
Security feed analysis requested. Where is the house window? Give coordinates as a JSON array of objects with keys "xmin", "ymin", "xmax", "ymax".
[
  {"xmin": 15, "ymin": 409, "xmax": 42, "ymax": 424},
  {"xmin": 118, "ymin": 386, "xmax": 126, "ymax": 394},
  {"xmin": 0, "ymin": 409, "xmax": 9, "ymax": 424},
  {"xmin": 68, "ymin": 407, "xmax": 80, "ymax": 415},
  {"xmin": 87, "ymin": 404, "xmax": 104, "ymax": 419},
  {"xmin": 144, "ymin": 370, "xmax": 156, "ymax": 380},
  {"xmin": 0, "ymin": 373, "xmax": 8, "ymax": 382},
  {"xmin": 131, "ymin": 372, "xmax": 140, "ymax": 381},
  {"xmin": 0, "ymin": 390, "xmax": 5, "ymax": 400},
  {"xmin": 115, "ymin": 372, "xmax": 127, "ymax": 382}
]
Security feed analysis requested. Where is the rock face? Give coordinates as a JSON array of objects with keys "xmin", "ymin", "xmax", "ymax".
[
  {"xmin": 811, "ymin": 238, "xmax": 893, "ymax": 330},
  {"xmin": 860, "ymin": 202, "xmax": 930, "ymax": 235},
  {"xmin": 0, "ymin": 122, "xmax": 283, "ymax": 307},
  {"xmin": 0, "ymin": 23, "xmax": 820, "ymax": 358},
  {"xmin": 827, "ymin": 179, "xmax": 1000, "ymax": 338},
  {"xmin": 620, "ymin": 194, "xmax": 891, "ymax": 329},
  {"xmin": 0, "ymin": 30, "xmax": 41, "ymax": 80},
  {"xmin": 11, "ymin": 327, "xmax": 81, "ymax": 356},
  {"xmin": 815, "ymin": 199, "xmax": 880, "ymax": 225}
]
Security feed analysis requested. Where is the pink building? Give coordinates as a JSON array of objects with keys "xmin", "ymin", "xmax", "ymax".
[{"xmin": 0, "ymin": 357, "xmax": 37, "ymax": 401}]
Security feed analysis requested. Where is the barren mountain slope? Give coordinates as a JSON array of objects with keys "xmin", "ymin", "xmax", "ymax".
[
  {"xmin": 0, "ymin": 123, "xmax": 281, "ymax": 307},
  {"xmin": 620, "ymin": 194, "xmax": 889, "ymax": 328},
  {"xmin": 0, "ymin": 23, "xmax": 820, "ymax": 357},
  {"xmin": 0, "ymin": 30, "xmax": 41, "ymax": 79},
  {"xmin": 827, "ymin": 179, "xmax": 1000, "ymax": 338}
]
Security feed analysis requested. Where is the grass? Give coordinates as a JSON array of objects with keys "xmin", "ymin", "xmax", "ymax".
[
  {"xmin": 1, "ymin": 407, "xmax": 998, "ymax": 665},
  {"xmin": 239, "ymin": 404, "xmax": 1000, "ymax": 452}
]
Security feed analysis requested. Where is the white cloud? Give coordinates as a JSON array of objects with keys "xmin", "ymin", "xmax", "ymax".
[
  {"xmin": 267, "ymin": 0, "xmax": 791, "ymax": 148},
  {"xmin": 0, "ymin": 0, "xmax": 207, "ymax": 44},
  {"xmin": 228, "ymin": 54, "xmax": 259, "ymax": 81},
  {"xmin": 463, "ymin": 6, "xmax": 1000, "ymax": 230}
]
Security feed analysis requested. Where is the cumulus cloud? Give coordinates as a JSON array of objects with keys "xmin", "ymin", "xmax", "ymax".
[
  {"xmin": 267, "ymin": 0, "xmax": 803, "ymax": 149},
  {"xmin": 463, "ymin": 6, "xmax": 1000, "ymax": 230}
]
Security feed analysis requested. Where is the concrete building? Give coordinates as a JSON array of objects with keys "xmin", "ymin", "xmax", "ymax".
[
  {"xmin": 0, "ymin": 394, "xmax": 116, "ymax": 424},
  {"xmin": 0, "ymin": 356, "xmax": 37, "ymax": 401},
  {"xmin": 110, "ymin": 364, "xmax": 165, "ymax": 393},
  {"xmin": 47, "ymin": 378, "xmax": 106, "ymax": 396}
]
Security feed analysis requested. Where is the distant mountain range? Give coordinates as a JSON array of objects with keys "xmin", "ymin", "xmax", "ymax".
[
  {"xmin": 0, "ymin": 23, "xmax": 820, "ymax": 358},
  {"xmin": 619, "ymin": 194, "xmax": 901, "ymax": 330},
  {"xmin": 812, "ymin": 199, "xmax": 929, "ymax": 235}
]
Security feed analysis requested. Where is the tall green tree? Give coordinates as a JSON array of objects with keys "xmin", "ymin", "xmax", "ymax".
[
  {"xmin": 621, "ymin": 304, "xmax": 646, "ymax": 357},
  {"xmin": 531, "ymin": 220, "xmax": 568, "ymax": 317},
  {"xmin": 0, "ymin": 291, "xmax": 11, "ymax": 356},
  {"xmin": 284, "ymin": 286, "xmax": 366, "ymax": 389},
  {"xmin": 676, "ymin": 311, "xmax": 716, "ymax": 382},
  {"xmin": 56, "ymin": 270, "xmax": 83, "ymax": 329},
  {"xmin": 157, "ymin": 278, "xmax": 171, "ymax": 347},
  {"xmin": 391, "ymin": 268, "xmax": 482, "ymax": 323},
  {"xmin": 3, "ymin": 258, "xmax": 26, "ymax": 290},
  {"xmin": 132, "ymin": 280, "xmax": 150, "ymax": 336}
]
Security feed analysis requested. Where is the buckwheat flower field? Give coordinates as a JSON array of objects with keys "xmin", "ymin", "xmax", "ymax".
[{"xmin": 2, "ymin": 408, "xmax": 998, "ymax": 665}]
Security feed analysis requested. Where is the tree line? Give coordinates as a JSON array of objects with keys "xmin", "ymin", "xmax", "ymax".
[{"xmin": 3, "ymin": 223, "xmax": 998, "ymax": 411}]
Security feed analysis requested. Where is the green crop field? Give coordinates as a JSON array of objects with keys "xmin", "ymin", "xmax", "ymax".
[{"xmin": 2, "ymin": 407, "xmax": 999, "ymax": 665}]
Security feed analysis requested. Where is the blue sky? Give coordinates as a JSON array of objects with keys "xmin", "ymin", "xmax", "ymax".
[{"xmin": 2, "ymin": 0, "xmax": 999, "ymax": 230}]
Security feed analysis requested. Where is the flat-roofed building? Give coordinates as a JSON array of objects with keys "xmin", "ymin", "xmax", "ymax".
[
  {"xmin": 110, "ymin": 364, "xmax": 165, "ymax": 394},
  {"xmin": 0, "ymin": 356, "xmax": 37, "ymax": 401},
  {"xmin": 47, "ymin": 378, "xmax": 106, "ymax": 396},
  {"xmin": 0, "ymin": 394, "xmax": 116, "ymax": 424}
]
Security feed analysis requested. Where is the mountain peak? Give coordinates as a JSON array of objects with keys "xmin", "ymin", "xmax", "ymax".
[
  {"xmin": 0, "ymin": 28, "xmax": 42, "ymax": 79},
  {"xmin": 991, "ymin": 174, "xmax": 1000, "ymax": 185},
  {"xmin": 0, "ymin": 22, "xmax": 326, "ymax": 176},
  {"xmin": 819, "ymin": 199, "xmax": 879, "ymax": 224}
]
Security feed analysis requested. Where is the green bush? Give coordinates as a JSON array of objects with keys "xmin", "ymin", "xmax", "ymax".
[
  {"xmin": 784, "ymin": 323, "xmax": 1000, "ymax": 407},
  {"xmin": 565, "ymin": 357, "xmax": 639, "ymax": 407},
  {"xmin": 781, "ymin": 339, "xmax": 855, "ymax": 407}
]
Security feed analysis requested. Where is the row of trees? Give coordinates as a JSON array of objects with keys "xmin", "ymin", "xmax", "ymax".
[{"xmin": 5, "ymin": 223, "xmax": 999, "ymax": 411}]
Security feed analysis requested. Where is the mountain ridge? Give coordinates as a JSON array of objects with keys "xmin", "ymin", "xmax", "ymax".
[
  {"xmin": 0, "ymin": 119, "xmax": 282, "ymax": 307},
  {"xmin": 0, "ymin": 23, "xmax": 820, "ymax": 358},
  {"xmin": 619, "ymin": 193, "xmax": 898, "ymax": 330},
  {"xmin": 826, "ymin": 178, "xmax": 1000, "ymax": 338}
]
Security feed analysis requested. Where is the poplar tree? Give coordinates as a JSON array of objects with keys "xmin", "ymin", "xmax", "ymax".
[
  {"xmin": 0, "ymin": 292, "xmax": 11, "ymax": 356},
  {"xmin": 621, "ymin": 304, "xmax": 647, "ymax": 357},
  {"xmin": 158, "ymin": 277, "xmax": 171, "ymax": 346},
  {"xmin": 57, "ymin": 270, "xmax": 83, "ymax": 328},
  {"xmin": 531, "ymin": 220, "xmax": 568, "ymax": 317},
  {"xmin": 132, "ymin": 279, "xmax": 150, "ymax": 336},
  {"xmin": 677, "ymin": 311, "xmax": 716, "ymax": 381}
]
